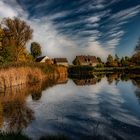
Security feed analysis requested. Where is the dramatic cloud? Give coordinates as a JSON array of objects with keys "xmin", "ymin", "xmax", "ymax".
[
  {"xmin": 0, "ymin": 1, "xmax": 17, "ymax": 18},
  {"xmin": 110, "ymin": 5, "xmax": 140, "ymax": 22},
  {"xmin": 24, "ymin": 78, "xmax": 140, "ymax": 140},
  {"xmin": 0, "ymin": 0, "xmax": 140, "ymax": 61}
]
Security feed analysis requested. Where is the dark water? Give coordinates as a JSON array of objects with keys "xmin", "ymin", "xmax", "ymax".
[{"xmin": 0, "ymin": 74, "xmax": 140, "ymax": 140}]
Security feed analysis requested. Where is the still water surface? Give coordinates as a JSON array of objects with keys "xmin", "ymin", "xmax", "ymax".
[{"xmin": 0, "ymin": 74, "xmax": 140, "ymax": 140}]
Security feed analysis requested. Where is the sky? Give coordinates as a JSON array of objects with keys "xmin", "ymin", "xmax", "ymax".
[{"xmin": 0, "ymin": 0, "xmax": 140, "ymax": 62}]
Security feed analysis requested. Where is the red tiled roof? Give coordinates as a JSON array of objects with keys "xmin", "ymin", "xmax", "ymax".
[{"xmin": 76, "ymin": 55, "xmax": 98, "ymax": 63}]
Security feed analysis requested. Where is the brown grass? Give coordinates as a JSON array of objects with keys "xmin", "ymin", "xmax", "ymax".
[{"xmin": 0, "ymin": 67, "xmax": 45, "ymax": 89}]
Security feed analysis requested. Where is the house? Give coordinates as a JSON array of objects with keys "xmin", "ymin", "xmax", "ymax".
[
  {"xmin": 36, "ymin": 56, "xmax": 53, "ymax": 64},
  {"xmin": 73, "ymin": 55, "xmax": 99, "ymax": 66},
  {"xmin": 53, "ymin": 58, "xmax": 68, "ymax": 67}
]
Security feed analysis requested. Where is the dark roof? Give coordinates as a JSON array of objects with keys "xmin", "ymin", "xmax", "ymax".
[
  {"xmin": 36, "ymin": 56, "xmax": 46, "ymax": 62},
  {"xmin": 54, "ymin": 58, "xmax": 68, "ymax": 63},
  {"xmin": 76, "ymin": 55, "xmax": 98, "ymax": 63}
]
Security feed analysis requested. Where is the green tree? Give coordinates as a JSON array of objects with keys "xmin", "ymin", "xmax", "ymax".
[
  {"xmin": 97, "ymin": 57, "xmax": 102, "ymax": 63},
  {"xmin": 120, "ymin": 56, "xmax": 131, "ymax": 66},
  {"xmin": 114, "ymin": 54, "xmax": 120, "ymax": 66},
  {"xmin": 107, "ymin": 54, "xmax": 113, "ymax": 62},
  {"xmin": 120, "ymin": 57, "xmax": 125, "ymax": 66},
  {"xmin": 0, "ymin": 45, "xmax": 16, "ymax": 63},
  {"xmin": 115, "ymin": 54, "xmax": 119, "ymax": 62},
  {"xmin": 106, "ymin": 54, "xmax": 119, "ymax": 67},
  {"xmin": 131, "ymin": 38, "xmax": 140, "ymax": 66},
  {"xmin": 30, "ymin": 42, "xmax": 42, "ymax": 59},
  {"xmin": 106, "ymin": 54, "xmax": 113, "ymax": 67},
  {"xmin": 1, "ymin": 17, "xmax": 33, "ymax": 62}
]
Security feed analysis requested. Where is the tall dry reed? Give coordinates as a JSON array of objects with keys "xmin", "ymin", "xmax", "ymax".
[{"xmin": 0, "ymin": 67, "xmax": 45, "ymax": 89}]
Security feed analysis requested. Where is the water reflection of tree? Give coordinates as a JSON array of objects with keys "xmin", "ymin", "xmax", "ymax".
[
  {"xmin": 1, "ymin": 93, "xmax": 34, "ymax": 133},
  {"xmin": 0, "ymin": 74, "xmax": 69, "ymax": 133},
  {"xmin": 132, "ymin": 78, "xmax": 140, "ymax": 103},
  {"xmin": 30, "ymin": 74, "xmax": 68, "ymax": 100},
  {"xmin": 106, "ymin": 73, "xmax": 120, "ymax": 85},
  {"xmin": 73, "ymin": 78, "xmax": 100, "ymax": 86},
  {"xmin": 0, "ymin": 133, "xmax": 30, "ymax": 140},
  {"xmin": 0, "ymin": 79, "xmax": 57, "ymax": 132}
]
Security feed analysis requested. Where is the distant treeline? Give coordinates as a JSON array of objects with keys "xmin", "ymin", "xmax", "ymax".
[{"xmin": 68, "ymin": 65, "xmax": 140, "ymax": 76}]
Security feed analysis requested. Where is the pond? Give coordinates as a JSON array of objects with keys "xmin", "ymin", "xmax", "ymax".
[{"xmin": 0, "ymin": 73, "xmax": 140, "ymax": 140}]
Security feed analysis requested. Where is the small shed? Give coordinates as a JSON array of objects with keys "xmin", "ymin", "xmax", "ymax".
[
  {"xmin": 53, "ymin": 58, "xmax": 68, "ymax": 67},
  {"xmin": 36, "ymin": 56, "xmax": 53, "ymax": 64}
]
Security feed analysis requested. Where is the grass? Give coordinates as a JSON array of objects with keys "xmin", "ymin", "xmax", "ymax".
[
  {"xmin": 0, "ymin": 62, "xmax": 67, "ymax": 89},
  {"xmin": 69, "ymin": 65, "xmax": 140, "ymax": 75},
  {"xmin": 0, "ymin": 62, "xmax": 58, "ymax": 74}
]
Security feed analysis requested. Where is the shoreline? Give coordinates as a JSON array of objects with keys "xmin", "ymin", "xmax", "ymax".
[{"xmin": 0, "ymin": 63, "xmax": 68, "ymax": 90}]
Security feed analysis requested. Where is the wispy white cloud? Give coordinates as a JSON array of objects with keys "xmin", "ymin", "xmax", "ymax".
[
  {"xmin": 87, "ymin": 16, "xmax": 100, "ymax": 23},
  {"xmin": 0, "ymin": 1, "xmax": 18, "ymax": 18},
  {"xmin": 100, "ymin": 5, "xmax": 140, "ymax": 51},
  {"xmin": 110, "ymin": 5, "xmax": 140, "ymax": 22},
  {"xmin": 0, "ymin": 0, "xmax": 113, "ymax": 62},
  {"xmin": 0, "ymin": 0, "xmax": 140, "ymax": 61}
]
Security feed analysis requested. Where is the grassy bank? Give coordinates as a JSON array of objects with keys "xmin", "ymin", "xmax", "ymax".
[
  {"xmin": 68, "ymin": 65, "xmax": 140, "ymax": 75},
  {"xmin": 0, "ymin": 62, "xmax": 67, "ymax": 89}
]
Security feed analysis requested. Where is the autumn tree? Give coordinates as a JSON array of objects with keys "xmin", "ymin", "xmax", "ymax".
[
  {"xmin": 0, "ymin": 25, "xmax": 4, "ymax": 48},
  {"xmin": 120, "ymin": 56, "xmax": 131, "ymax": 66},
  {"xmin": 131, "ymin": 53, "xmax": 140, "ymax": 65},
  {"xmin": 135, "ymin": 38, "xmax": 140, "ymax": 52},
  {"xmin": 114, "ymin": 54, "xmax": 120, "ymax": 66},
  {"xmin": 114, "ymin": 54, "xmax": 119, "ymax": 62},
  {"xmin": 96, "ymin": 57, "xmax": 104, "ymax": 67},
  {"xmin": 131, "ymin": 38, "xmax": 140, "ymax": 65},
  {"xmin": 97, "ymin": 57, "xmax": 102, "ymax": 63},
  {"xmin": 106, "ymin": 54, "xmax": 114, "ymax": 67},
  {"xmin": 30, "ymin": 42, "xmax": 42, "ymax": 59},
  {"xmin": 106, "ymin": 54, "xmax": 119, "ymax": 67},
  {"xmin": 1, "ymin": 17, "xmax": 33, "ymax": 62}
]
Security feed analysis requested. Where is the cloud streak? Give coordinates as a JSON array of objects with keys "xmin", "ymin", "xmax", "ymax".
[{"xmin": 0, "ymin": 0, "xmax": 140, "ymax": 61}]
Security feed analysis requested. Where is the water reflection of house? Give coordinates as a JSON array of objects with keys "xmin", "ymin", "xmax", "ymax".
[
  {"xmin": 73, "ymin": 55, "xmax": 99, "ymax": 66},
  {"xmin": 73, "ymin": 78, "xmax": 98, "ymax": 86},
  {"xmin": 36, "ymin": 56, "xmax": 53, "ymax": 65},
  {"xmin": 53, "ymin": 58, "xmax": 68, "ymax": 67}
]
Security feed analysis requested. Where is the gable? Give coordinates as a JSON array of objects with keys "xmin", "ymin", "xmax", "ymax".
[
  {"xmin": 36, "ymin": 56, "xmax": 49, "ymax": 62},
  {"xmin": 76, "ymin": 55, "xmax": 98, "ymax": 63}
]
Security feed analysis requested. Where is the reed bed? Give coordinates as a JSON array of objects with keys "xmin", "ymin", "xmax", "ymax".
[
  {"xmin": 0, "ymin": 66, "xmax": 45, "ymax": 89},
  {"xmin": 0, "ymin": 63, "xmax": 68, "ymax": 89}
]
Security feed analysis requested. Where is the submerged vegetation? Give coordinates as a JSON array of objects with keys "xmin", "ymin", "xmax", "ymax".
[{"xmin": 0, "ymin": 133, "xmax": 68, "ymax": 140}]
